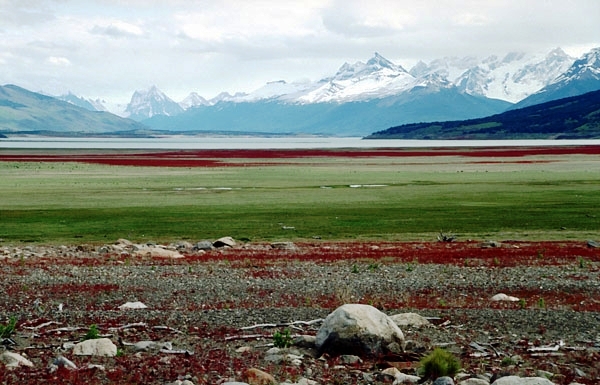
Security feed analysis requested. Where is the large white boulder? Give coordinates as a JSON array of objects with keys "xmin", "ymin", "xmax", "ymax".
[
  {"xmin": 73, "ymin": 338, "xmax": 117, "ymax": 357},
  {"xmin": 315, "ymin": 304, "xmax": 405, "ymax": 356}
]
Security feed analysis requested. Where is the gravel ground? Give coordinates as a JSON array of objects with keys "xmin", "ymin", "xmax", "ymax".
[{"xmin": 1, "ymin": 240, "xmax": 599, "ymax": 384}]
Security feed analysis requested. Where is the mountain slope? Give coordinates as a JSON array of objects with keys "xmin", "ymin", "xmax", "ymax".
[
  {"xmin": 513, "ymin": 48, "xmax": 600, "ymax": 109},
  {"xmin": 143, "ymin": 86, "xmax": 511, "ymax": 136},
  {"xmin": 366, "ymin": 89, "xmax": 600, "ymax": 140},
  {"xmin": 0, "ymin": 84, "xmax": 147, "ymax": 135}
]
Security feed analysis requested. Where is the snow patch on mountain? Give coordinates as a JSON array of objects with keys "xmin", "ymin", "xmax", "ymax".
[{"xmin": 180, "ymin": 92, "xmax": 209, "ymax": 109}]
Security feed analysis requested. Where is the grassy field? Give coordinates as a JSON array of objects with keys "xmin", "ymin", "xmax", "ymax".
[{"xmin": 1, "ymin": 152, "xmax": 599, "ymax": 244}]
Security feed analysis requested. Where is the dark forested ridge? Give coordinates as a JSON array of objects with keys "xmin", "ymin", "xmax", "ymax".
[{"xmin": 366, "ymin": 89, "xmax": 600, "ymax": 139}]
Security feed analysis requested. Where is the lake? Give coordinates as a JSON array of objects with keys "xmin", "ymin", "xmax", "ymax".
[{"xmin": 1, "ymin": 136, "xmax": 600, "ymax": 150}]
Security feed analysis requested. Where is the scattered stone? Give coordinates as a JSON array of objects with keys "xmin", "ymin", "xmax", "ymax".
[
  {"xmin": 73, "ymin": 338, "xmax": 117, "ymax": 357},
  {"xmin": 244, "ymin": 367, "xmax": 277, "ymax": 385},
  {"xmin": 340, "ymin": 354, "xmax": 362, "ymax": 364},
  {"xmin": 194, "ymin": 241, "xmax": 214, "ymax": 251},
  {"xmin": 0, "ymin": 351, "xmax": 34, "ymax": 369},
  {"xmin": 458, "ymin": 379, "xmax": 490, "ymax": 385},
  {"xmin": 490, "ymin": 293, "xmax": 520, "ymax": 302},
  {"xmin": 119, "ymin": 301, "xmax": 148, "ymax": 310},
  {"xmin": 134, "ymin": 246, "xmax": 184, "ymax": 259},
  {"xmin": 491, "ymin": 376, "xmax": 555, "ymax": 385},
  {"xmin": 293, "ymin": 334, "xmax": 316, "ymax": 348},
  {"xmin": 390, "ymin": 312, "xmax": 432, "ymax": 328},
  {"xmin": 236, "ymin": 346, "xmax": 252, "ymax": 353},
  {"xmin": 52, "ymin": 355, "xmax": 77, "ymax": 370},
  {"xmin": 316, "ymin": 303, "xmax": 405, "ymax": 357},
  {"xmin": 270, "ymin": 241, "xmax": 297, "ymax": 250},
  {"xmin": 480, "ymin": 240, "xmax": 502, "ymax": 248},
  {"xmin": 133, "ymin": 340, "xmax": 172, "ymax": 352},
  {"xmin": 586, "ymin": 240, "xmax": 600, "ymax": 248},
  {"xmin": 213, "ymin": 236, "xmax": 236, "ymax": 248},
  {"xmin": 434, "ymin": 377, "xmax": 455, "ymax": 385}
]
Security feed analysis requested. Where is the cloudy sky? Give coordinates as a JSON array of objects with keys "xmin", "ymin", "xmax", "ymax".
[{"xmin": 1, "ymin": 0, "xmax": 599, "ymax": 103}]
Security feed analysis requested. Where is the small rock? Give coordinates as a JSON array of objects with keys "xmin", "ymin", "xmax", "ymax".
[
  {"xmin": 270, "ymin": 242, "xmax": 297, "ymax": 250},
  {"xmin": 586, "ymin": 240, "xmax": 600, "ymax": 248},
  {"xmin": 390, "ymin": 312, "xmax": 432, "ymax": 328},
  {"xmin": 393, "ymin": 372, "xmax": 421, "ymax": 384},
  {"xmin": 133, "ymin": 340, "xmax": 172, "ymax": 351},
  {"xmin": 1, "ymin": 351, "xmax": 34, "ymax": 369},
  {"xmin": 52, "ymin": 355, "xmax": 77, "ymax": 369},
  {"xmin": 244, "ymin": 367, "xmax": 277, "ymax": 385},
  {"xmin": 490, "ymin": 293, "xmax": 520, "ymax": 302},
  {"xmin": 73, "ymin": 338, "xmax": 117, "ymax": 357},
  {"xmin": 491, "ymin": 376, "xmax": 555, "ymax": 385},
  {"xmin": 213, "ymin": 236, "xmax": 236, "ymax": 248},
  {"xmin": 458, "ymin": 379, "xmax": 490, "ymax": 385},
  {"xmin": 536, "ymin": 370, "xmax": 553, "ymax": 380},
  {"xmin": 194, "ymin": 241, "xmax": 214, "ymax": 251},
  {"xmin": 134, "ymin": 246, "xmax": 184, "ymax": 259},
  {"xmin": 433, "ymin": 377, "xmax": 455, "ymax": 385},
  {"xmin": 119, "ymin": 301, "xmax": 148, "ymax": 310},
  {"xmin": 480, "ymin": 240, "xmax": 501, "ymax": 248},
  {"xmin": 236, "ymin": 346, "xmax": 253, "ymax": 353},
  {"xmin": 340, "ymin": 354, "xmax": 362, "ymax": 364},
  {"xmin": 294, "ymin": 334, "xmax": 316, "ymax": 348}
]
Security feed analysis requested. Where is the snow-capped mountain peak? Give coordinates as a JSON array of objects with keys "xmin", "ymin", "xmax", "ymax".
[
  {"xmin": 295, "ymin": 53, "xmax": 415, "ymax": 103},
  {"xmin": 124, "ymin": 85, "xmax": 184, "ymax": 121},
  {"xmin": 180, "ymin": 92, "xmax": 209, "ymax": 109}
]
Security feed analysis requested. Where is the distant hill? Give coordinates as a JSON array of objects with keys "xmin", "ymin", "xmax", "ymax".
[
  {"xmin": 366, "ymin": 89, "xmax": 600, "ymax": 140},
  {"xmin": 0, "ymin": 84, "xmax": 147, "ymax": 136}
]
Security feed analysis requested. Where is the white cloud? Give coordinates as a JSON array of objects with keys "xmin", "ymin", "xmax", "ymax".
[
  {"xmin": 0, "ymin": 0, "xmax": 598, "ymax": 102},
  {"xmin": 47, "ymin": 56, "xmax": 71, "ymax": 66},
  {"xmin": 90, "ymin": 20, "xmax": 145, "ymax": 38}
]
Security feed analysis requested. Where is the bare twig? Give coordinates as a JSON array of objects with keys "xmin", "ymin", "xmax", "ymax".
[{"xmin": 239, "ymin": 318, "xmax": 324, "ymax": 331}]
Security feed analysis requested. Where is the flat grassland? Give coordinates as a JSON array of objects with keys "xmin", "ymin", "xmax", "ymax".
[
  {"xmin": 1, "ymin": 146, "xmax": 600, "ymax": 244},
  {"xmin": 1, "ymin": 146, "xmax": 600, "ymax": 385}
]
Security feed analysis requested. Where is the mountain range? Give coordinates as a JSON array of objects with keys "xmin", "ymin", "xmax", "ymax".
[
  {"xmin": 1, "ymin": 47, "xmax": 599, "ymax": 138},
  {"xmin": 366, "ymin": 89, "xmax": 600, "ymax": 140}
]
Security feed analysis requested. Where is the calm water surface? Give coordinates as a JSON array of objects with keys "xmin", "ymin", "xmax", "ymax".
[{"xmin": 1, "ymin": 137, "xmax": 600, "ymax": 150}]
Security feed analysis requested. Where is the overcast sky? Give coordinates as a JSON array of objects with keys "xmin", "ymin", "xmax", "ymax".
[{"xmin": 1, "ymin": 0, "xmax": 599, "ymax": 103}]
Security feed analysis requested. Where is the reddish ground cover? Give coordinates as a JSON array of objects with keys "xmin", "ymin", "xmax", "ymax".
[{"xmin": 2, "ymin": 146, "xmax": 600, "ymax": 167}]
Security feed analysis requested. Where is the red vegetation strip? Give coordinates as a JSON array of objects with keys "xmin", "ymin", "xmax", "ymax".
[{"xmin": 1, "ymin": 146, "xmax": 600, "ymax": 167}]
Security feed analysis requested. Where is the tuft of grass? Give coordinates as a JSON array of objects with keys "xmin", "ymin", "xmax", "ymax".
[
  {"xmin": 83, "ymin": 324, "xmax": 101, "ymax": 340},
  {"xmin": 0, "ymin": 316, "xmax": 17, "ymax": 338},
  {"xmin": 418, "ymin": 347, "xmax": 461, "ymax": 380},
  {"xmin": 273, "ymin": 329, "xmax": 293, "ymax": 348}
]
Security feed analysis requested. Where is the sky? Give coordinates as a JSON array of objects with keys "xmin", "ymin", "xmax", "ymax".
[{"xmin": 1, "ymin": 0, "xmax": 599, "ymax": 104}]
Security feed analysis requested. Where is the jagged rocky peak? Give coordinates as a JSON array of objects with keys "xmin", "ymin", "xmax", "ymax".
[
  {"xmin": 180, "ymin": 92, "xmax": 209, "ymax": 109},
  {"xmin": 125, "ymin": 85, "xmax": 183, "ymax": 120}
]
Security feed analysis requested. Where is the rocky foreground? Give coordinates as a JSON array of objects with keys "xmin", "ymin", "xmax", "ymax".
[{"xmin": 0, "ymin": 238, "xmax": 599, "ymax": 385}]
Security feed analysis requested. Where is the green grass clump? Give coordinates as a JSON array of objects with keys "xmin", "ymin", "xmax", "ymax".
[
  {"xmin": 0, "ymin": 316, "xmax": 17, "ymax": 338},
  {"xmin": 83, "ymin": 324, "xmax": 101, "ymax": 340},
  {"xmin": 273, "ymin": 328, "xmax": 293, "ymax": 348},
  {"xmin": 418, "ymin": 348, "xmax": 461, "ymax": 380}
]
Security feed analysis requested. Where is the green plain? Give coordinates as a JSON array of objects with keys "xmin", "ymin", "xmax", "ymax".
[{"xmin": 1, "ymin": 154, "xmax": 599, "ymax": 244}]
